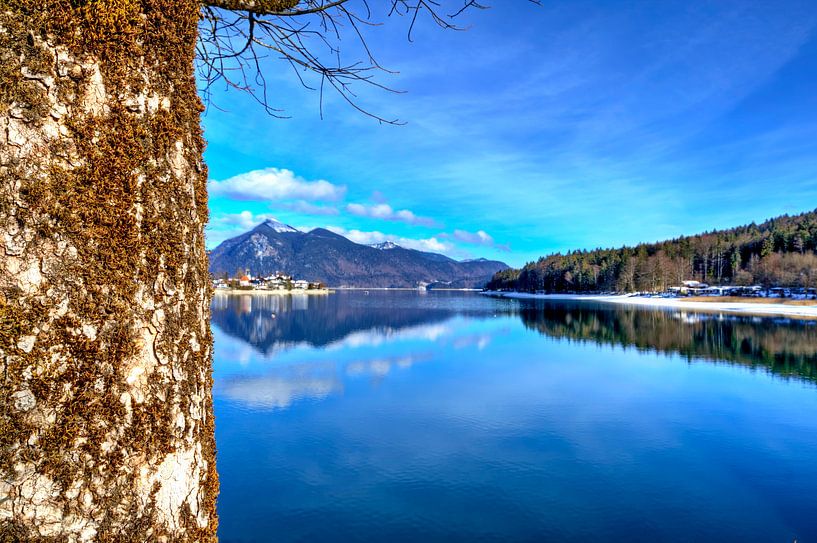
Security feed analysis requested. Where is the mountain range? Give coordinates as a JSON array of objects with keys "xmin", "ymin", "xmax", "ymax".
[{"xmin": 208, "ymin": 219, "xmax": 509, "ymax": 288}]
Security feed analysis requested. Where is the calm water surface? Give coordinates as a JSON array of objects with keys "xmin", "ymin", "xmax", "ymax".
[{"xmin": 212, "ymin": 291, "xmax": 817, "ymax": 542}]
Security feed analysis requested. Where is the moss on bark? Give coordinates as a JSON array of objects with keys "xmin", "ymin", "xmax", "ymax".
[{"xmin": 1, "ymin": 1, "xmax": 217, "ymax": 540}]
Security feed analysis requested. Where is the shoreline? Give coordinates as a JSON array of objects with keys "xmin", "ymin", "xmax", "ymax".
[
  {"xmin": 214, "ymin": 288, "xmax": 333, "ymax": 295},
  {"xmin": 481, "ymin": 291, "xmax": 817, "ymax": 319},
  {"xmin": 333, "ymin": 287, "xmax": 482, "ymax": 291}
]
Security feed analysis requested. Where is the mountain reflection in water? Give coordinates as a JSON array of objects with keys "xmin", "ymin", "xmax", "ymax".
[
  {"xmin": 212, "ymin": 291, "xmax": 817, "ymax": 393},
  {"xmin": 212, "ymin": 291, "xmax": 817, "ymax": 543},
  {"xmin": 211, "ymin": 291, "xmax": 513, "ymax": 409},
  {"xmin": 210, "ymin": 291, "xmax": 496, "ymax": 356}
]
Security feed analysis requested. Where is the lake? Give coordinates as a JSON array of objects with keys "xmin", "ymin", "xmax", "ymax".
[{"xmin": 211, "ymin": 291, "xmax": 817, "ymax": 542}]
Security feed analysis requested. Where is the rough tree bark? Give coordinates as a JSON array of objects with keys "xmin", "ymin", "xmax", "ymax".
[
  {"xmin": 0, "ymin": 0, "xmax": 487, "ymax": 539},
  {"xmin": 1, "ymin": 1, "xmax": 217, "ymax": 540}
]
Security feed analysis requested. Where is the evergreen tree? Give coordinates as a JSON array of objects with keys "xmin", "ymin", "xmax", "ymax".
[{"xmin": 490, "ymin": 209, "xmax": 817, "ymax": 294}]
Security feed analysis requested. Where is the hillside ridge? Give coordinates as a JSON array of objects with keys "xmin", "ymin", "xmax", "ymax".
[
  {"xmin": 209, "ymin": 222, "xmax": 509, "ymax": 288},
  {"xmin": 489, "ymin": 209, "xmax": 817, "ymax": 293}
]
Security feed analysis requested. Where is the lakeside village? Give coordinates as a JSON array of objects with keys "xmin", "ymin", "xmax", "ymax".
[
  {"xmin": 661, "ymin": 280, "xmax": 816, "ymax": 299},
  {"xmin": 488, "ymin": 276, "xmax": 817, "ymax": 299},
  {"xmin": 549, "ymin": 280, "xmax": 817, "ymax": 299},
  {"xmin": 212, "ymin": 272, "xmax": 327, "ymax": 292}
]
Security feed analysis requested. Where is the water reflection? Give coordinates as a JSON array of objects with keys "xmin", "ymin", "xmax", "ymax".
[
  {"xmin": 213, "ymin": 291, "xmax": 817, "ymax": 542},
  {"xmin": 213, "ymin": 292, "xmax": 817, "ymax": 385},
  {"xmin": 210, "ymin": 291, "xmax": 490, "ymax": 357},
  {"xmin": 218, "ymin": 361, "xmax": 342, "ymax": 409},
  {"xmin": 211, "ymin": 291, "xmax": 513, "ymax": 410},
  {"xmin": 329, "ymin": 323, "xmax": 452, "ymax": 350},
  {"xmin": 346, "ymin": 352, "xmax": 435, "ymax": 377},
  {"xmin": 517, "ymin": 300, "xmax": 817, "ymax": 383},
  {"xmin": 212, "ymin": 293, "xmax": 817, "ymax": 415}
]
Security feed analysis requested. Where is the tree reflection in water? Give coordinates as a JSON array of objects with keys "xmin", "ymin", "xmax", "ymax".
[
  {"xmin": 212, "ymin": 292, "xmax": 817, "ymax": 385},
  {"xmin": 519, "ymin": 300, "xmax": 817, "ymax": 383}
]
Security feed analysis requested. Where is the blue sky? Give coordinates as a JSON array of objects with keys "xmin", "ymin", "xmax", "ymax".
[{"xmin": 202, "ymin": 0, "xmax": 817, "ymax": 267}]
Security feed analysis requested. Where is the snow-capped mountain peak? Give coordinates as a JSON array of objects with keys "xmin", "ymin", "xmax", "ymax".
[
  {"xmin": 371, "ymin": 241, "xmax": 400, "ymax": 250},
  {"xmin": 260, "ymin": 218, "xmax": 299, "ymax": 233},
  {"xmin": 209, "ymin": 224, "xmax": 509, "ymax": 287}
]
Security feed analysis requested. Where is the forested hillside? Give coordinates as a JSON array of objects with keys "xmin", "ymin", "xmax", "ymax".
[{"xmin": 488, "ymin": 209, "xmax": 817, "ymax": 293}]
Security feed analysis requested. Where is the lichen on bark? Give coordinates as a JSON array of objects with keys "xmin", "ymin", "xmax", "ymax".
[{"xmin": 1, "ymin": 1, "xmax": 218, "ymax": 540}]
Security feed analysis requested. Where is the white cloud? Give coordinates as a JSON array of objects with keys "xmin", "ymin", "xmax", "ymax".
[
  {"xmin": 279, "ymin": 200, "xmax": 339, "ymax": 216},
  {"xmin": 345, "ymin": 202, "xmax": 440, "ymax": 227},
  {"xmin": 324, "ymin": 226, "xmax": 455, "ymax": 255},
  {"xmin": 453, "ymin": 229, "xmax": 494, "ymax": 245},
  {"xmin": 206, "ymin": 212, "xmax": 507, "ymax": 258},
  {"xmin": 207, "ymin": 210, "xmax": 298, "ymax": 248},
  {"xmin": 447, "ymin": 229, "xmax": 511, "ymax": 252},
  {"xmin": 209, "ymin": 168, "xmax": 346, "ymax": 202},
  {"xmin": 211, "ymin": 210, "xmax": 278, "ymax": 230}
]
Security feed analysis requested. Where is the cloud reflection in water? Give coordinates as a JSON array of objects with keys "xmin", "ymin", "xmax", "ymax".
[
  {"xmin": 212, "ymin": 292, "xmax": 509, "ymax": 409},
  {"xmin": 218, "ymin": 363, "xmax": 342, "ymax": 409}
]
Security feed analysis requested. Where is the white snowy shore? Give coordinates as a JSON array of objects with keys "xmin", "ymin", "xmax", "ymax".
[{"xmin": 481, "ymin": 291, "xmax": 817, "ymax": 319}]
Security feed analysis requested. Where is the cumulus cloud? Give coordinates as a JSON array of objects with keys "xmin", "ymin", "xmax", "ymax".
[
  {"xmin": 325, "ymin": 226, "xmax": 455, "ymax": 255},
  {"xmin": 453, "ymin": 229, "xmax": 494, "ymax": 245},
  {"xmin": 345, "ymin": 202, "xmax": 440, "ymax": 228},
  {"xmin": 279, "ymin": 200, "xmax": 339, "ymax": 216},
  {"xmin": 205, "ymin": 212, "xmax": 505, "ymax": 258},
  {"xmin": 445, "ymin": 229, "xmax": 511, "ymax": 252},
  {"xmin": 209, "ymin": 168, "xmax": 346, "ymax": 202},
  {"xmin": 207, "ymin": 210, "xmax": 303, "ymax": 248},
  {"xmin": 211, "ymin": 210, "xmax": 279, "ymax": 230}
]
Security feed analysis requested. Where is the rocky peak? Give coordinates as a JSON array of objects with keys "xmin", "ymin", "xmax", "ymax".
[
  {"xmin": 371, "ymin": 241, "xmax": 400, "ymax": 250},
  {"xmin": 259, "ymin": 218, "xmax": 299, "ymax": 233}
]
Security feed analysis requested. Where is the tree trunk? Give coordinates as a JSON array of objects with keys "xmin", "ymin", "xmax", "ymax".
[{"xmin": 1, "ymin": 2, "xmax": 217, "ymax": 540}]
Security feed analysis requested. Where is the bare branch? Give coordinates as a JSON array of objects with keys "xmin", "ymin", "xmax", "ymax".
[
  {"xmin": 195, "ymin": 1, "xmax": 532, "ymax": 122},
  {"xmin": 202, "ymin": 1, "xmax": 300, "ymax": 15}
]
